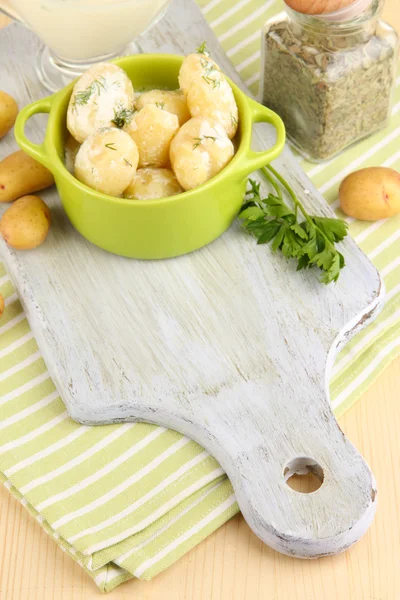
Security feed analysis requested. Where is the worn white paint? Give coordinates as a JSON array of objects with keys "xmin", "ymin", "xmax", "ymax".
[{"xmin": 0, "ymin": 0, "xmax": 383, "ymax": 559}]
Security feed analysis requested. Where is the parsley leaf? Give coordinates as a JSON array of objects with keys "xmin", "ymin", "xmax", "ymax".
[{"xmin": 238, "ymin": 166, "xmax": 348, "ymax": 285}]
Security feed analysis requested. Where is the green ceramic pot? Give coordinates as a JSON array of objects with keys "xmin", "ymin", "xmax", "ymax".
[{"xmin": 15, "ymin": 54, "xmax": 285, "ymax": 259}]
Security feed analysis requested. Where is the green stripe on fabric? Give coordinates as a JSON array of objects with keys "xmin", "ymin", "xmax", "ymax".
[{"xmin": 0, "ymin": 0, "xmax": 399, "ymax": 591}]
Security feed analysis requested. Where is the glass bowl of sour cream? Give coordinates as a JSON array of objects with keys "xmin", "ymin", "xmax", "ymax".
[{"xmin": 0, "ymin": 0, "xmax": 171, "ymax": 92}]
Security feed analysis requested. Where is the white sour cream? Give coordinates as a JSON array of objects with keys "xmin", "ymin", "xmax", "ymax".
[{"xmin": 10, "ymin": 0, "xmax": 170, "ymax": 61}]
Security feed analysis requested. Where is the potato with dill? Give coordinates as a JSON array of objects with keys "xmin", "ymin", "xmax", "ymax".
[
  {"xmin": 170, "ymin": 117, "xmax": 234, "ymax": 191},
  {"xmin": 75, "ymin": 128, "xmax": 139, "ymax": 196},
  {"xmin": 125, "ymin": 168, "xmax": 182, "ymax": 200},
  {"xmin": 179, "ymin": 47, "xmax": 238, "ymax": 139},
  {"xmin": 127, "ymin": 105, "xmax": 179, "ymax": 168},
  {"xmin": 186, "ymin": 77, "xmax": 238, "ymax": 139},
  {"xmin": 67, "ymin": 63, "xmax": 135, "ymax": 143},
  {"xmin": 179, "ymin": 48, "xmax": 222, "ymax": 96},
  {"xmin": 135, "ymin": 90, "xmax": 190, "ymax": 126}
]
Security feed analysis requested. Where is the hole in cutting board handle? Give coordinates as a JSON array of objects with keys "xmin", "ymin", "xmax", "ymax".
[{"xmin": 284, "ymin": 457, "xmax": 324, "ymax": 494}]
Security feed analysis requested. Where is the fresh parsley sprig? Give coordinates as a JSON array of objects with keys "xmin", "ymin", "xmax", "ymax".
[{"xmin": 239, "ymin": 166, "xmax": 348, "ymax": 284}]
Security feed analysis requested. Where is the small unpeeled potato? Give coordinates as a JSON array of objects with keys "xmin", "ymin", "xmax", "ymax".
[
  {"xmin": 0, "ymin": 293, "xmax": 4, "ymax": 317},
  {"xmin": 124, "ymin": 168, "xmax": 182, "ymax": 200},
  {"xmin": 339, "ymin": 167, "xmax": 400, "ymax": 221},
  {"xmin": 75, "ymin": 127, "xmax": 139, "ymax": 196},
  {"xmin": 67, "ymin": 62, "xmax": 135, "ymax": 143},
  {"xmin": 179, "ymin": 53, "xmax": 222, "ymax": 95},
  {"xmin": 170, "ymin": 117, "xmax": 234, "ymax": 191},
  {"xmin": 0, "ymin": 195, "xmax": 51, "ymax": 250},
  {"xmin": 0, "ymin": 150, "xmax": 54, "ymax": 203},
  {"xmin": 0, "ymin": 91, "xmax": 19, "ymax": 138},
  {"xmin": 128, "ymin": 105, "xmax": 180, "ymax": 168},
  {"xmin": 135, "ymin": 90, "xmax": 190, "ymax": 126},
  {"xmin": 186, "ymin": 77, "xmax": 239, "ymax": 139}
]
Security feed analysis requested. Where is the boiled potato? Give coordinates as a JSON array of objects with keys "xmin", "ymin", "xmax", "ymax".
[
  {"xmin": 186, "ymin": 77, "xmax": 238, "ymax": 139},
  {"xmin": 0, "ymin": 195, "xmax": 51, "ymax": 250},
  {"xmin": 135, "ymin": 90, "xmax": 190, "ymax": 126},
  {"xmin": 179, "ymin": 53, "xmax": 222, "ymax": 95},
  {"xmin": 170, "ymin": 117, "xmax": 234, "ymax": 191},
  {"xmin": 124, "ymin": 168, "xmax": 183, "ymax": 200},
  {"xmin": 0, "ymin": 293, "xmax": 4, "ymax": 317},
  {"xmin": 128, "ymin": 105, "xmax": 179, "ymax": 168},
  {"xmin": 0, "ymin": 150, "xmax": 54, "ymax": 203},
  {"xmin": 75, "ymin": 127, "xmax": 139, "ymax": 196},
  {"xmin": 339, "ymin": 167, "xmax": 400, "ymax": 221},
  {"xmin": 67, "ymin": 63, "xmax": 135, "ymax": 143},
  {"xmin": 65, "ymin": 135, "xmax": 81, "ymax": 174},
  {"xmin": 0, "ymin": 91, "xmax": 19, "ymax": 139}
]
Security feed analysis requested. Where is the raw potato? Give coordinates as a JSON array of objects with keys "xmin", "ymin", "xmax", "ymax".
[
  {"xmin": 135, "ymin": 90, "xmax": 190, "ymax": 126},
  {"xmin": 128, "ymin": 105, "xmax": 179, "ymax": 168},
  {"xmin": 0, "ymin": 150, "xmax": 54, "ymax": 203},
  {"xmin": 0, "ymin": 91, "xmax": 19, "ymax": 139},
  {"xmin": 186, "ymin": 77, "xmax": 239, "ymax": 139},
  {"xmin": 75, "ymin": 127, "xmax": 139, "ymax": 196},
  {"xmin": 124, "ymin": 168, "xmax": 183, "ymax": 200},
  {"xmin": 67, "ymin": 63, "xmax": 135, "ymax": 143},
  {"xmin": 0, "ymin": 195, "xmax": 51, "ymax": 250},
  {"xmin": 179, "ymin": 53, "xmax": 222, "ymax": 95},
  {"xmin": 170, "ymin": 117, "xmax": 234, "ymax": 191},
  {"xmin": 0, "ymin": 293, "xmax": 4, "ymax": 317},
  {"xmin": 339, "ymin": 167, "xmax": 400, "ymax": 221}
]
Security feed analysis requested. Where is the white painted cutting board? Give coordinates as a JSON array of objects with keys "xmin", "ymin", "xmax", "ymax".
[{"xmin": 0, "ymin": 0, "xmax": 384, "ymax": 559}]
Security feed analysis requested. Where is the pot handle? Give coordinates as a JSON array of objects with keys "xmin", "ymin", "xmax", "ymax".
[
  {"xmin": 238, "ymin": 98, "xmax": 285, "ymax": 179},
  {"xmin": 14, "ymin": 96, "xmax": 54, "ymax": 169}
]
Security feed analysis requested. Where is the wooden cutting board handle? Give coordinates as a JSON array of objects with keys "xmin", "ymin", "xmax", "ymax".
[{"xmin": 186, "ymin": 381, "xmax": 377, "ymax": 557}]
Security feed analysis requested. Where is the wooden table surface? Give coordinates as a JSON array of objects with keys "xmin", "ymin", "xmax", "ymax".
[{"xmin": 1, "ymin": 3, "xmax": 399, "ymax": 598}]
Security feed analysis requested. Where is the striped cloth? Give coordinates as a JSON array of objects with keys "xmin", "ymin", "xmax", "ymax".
[{"xmin": 1, "ymin": 0, "xmax": 399, "ymax": 592}]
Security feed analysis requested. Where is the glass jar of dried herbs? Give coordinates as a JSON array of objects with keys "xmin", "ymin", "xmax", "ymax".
[{"xmin": 261, "ymin": 0, "xmax": 399, "ymax": 162}]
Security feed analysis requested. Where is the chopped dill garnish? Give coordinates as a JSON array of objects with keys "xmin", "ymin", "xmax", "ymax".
[
  {"xmin": 111, "ymin": 104, "xmax": 136, "ymax": 128},
  {"xmin": 155, "ymin": 102, "xmax": 166, "ymax": 109},
  {"xmin": 231, "ymin": 114, "xmax": 238, "ymax": 127},
  {"xmin": 124, "ymin": 158, "xmax": 132, "ymax": 167},
  {"xmin": 202, "ymin": 75, "xmax": 220, "ymax": 89},
  {"xmin": 105, "ymin": 143, "xmax": 117, "ymax": 151},
  {"xmin": 200, "ymin": 60, "xmax": 221, "ymax": 90},
  {"xmin": 72, "ymin": 77, "xmax": 106, "ymax": 111},
  {"xmin": 193, "ymin": 135, "xmax": 217, "ymax": 150},
  {"xmin": 196, "ymin": 41, "xmax": 210, "ymax": 55}
]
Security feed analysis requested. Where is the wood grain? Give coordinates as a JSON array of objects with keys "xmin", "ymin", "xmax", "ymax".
[{"xmin": 1, "ymin": 1, "xmax": 400, "ymax": 598}]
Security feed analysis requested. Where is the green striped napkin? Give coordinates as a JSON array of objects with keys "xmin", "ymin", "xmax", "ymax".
[{"xmin": 1, "ymin": 0, "xmax": 399, "ymax": 592}]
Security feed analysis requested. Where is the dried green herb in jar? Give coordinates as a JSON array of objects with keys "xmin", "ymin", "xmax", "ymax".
[{"xmin": 261, "ymin": 0, "xmax": 399, "ymax": 162}]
